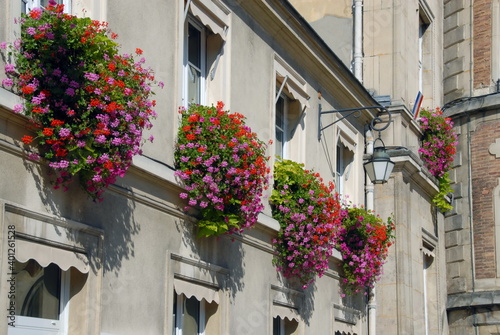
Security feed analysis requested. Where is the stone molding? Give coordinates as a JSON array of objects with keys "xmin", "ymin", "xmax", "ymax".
[{"xmin": 447, "ymin": 290, "xmax": 500, "ymax": 310}]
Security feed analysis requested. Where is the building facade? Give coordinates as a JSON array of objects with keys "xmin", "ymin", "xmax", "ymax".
[
  {"xmin": 291, "ymin": 0, "xmax": 450, "ymax": 334},
  {"xmin": 0, "ymin": 0, "xmax": 432, "ymax": 334},
  {"xmin": 441, "ymin": 1, "xmax": 500, "ymax": 334},
  {"xmin": 292, "ymin": 0, "xmax": 500, "ymax": 334}
]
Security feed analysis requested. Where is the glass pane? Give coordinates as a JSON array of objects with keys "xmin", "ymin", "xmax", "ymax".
[
  {"xmin": 21, "ymin": 0, "xmax": 28, "ymax": 14},
  {"xmin": 188, "ymin": 24, "xmax": 201, "ymax": 68},
  {"xmin": 41, "ymin": 0, "xmax": 63, "ymax": 7},
  {"xmin": 275, "ymin": 129, "xmax": 284, "ymax": 158},
  {"xmin": 14, "ymin": 260, "xmax": 61, "ymax": 320},
  {"xmin": 273, "ymin": 317, "xmax": 281, "ymax": 335},
  {"xmin": 183, "ymin": 296, "xmax": 200, "ymax": 335},
  {"xmin": 172, "ymin": 295, "xmax": 177, "ymax": 335},
  {"xmin": 275, "ymin": 96, "xmax": 285, "ymax": 158}
]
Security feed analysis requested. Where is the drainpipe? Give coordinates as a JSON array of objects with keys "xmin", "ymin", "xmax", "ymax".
[
  {"xmin": 365, "ymin": 127, "xmax": 376, "ymax": 335},
  {"xmin": 353, "ymin": 0, "xmax": 363, "ymax": 82},
  {"xmin": 466, "ymin": 113, "xmax": 478, "ymax": 335}
]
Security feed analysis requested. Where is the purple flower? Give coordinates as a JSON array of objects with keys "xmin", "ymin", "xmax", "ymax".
[
  {"xmin": 95, "ymin": 135, "xmax": 106, "ymax": 143},
  {"xmin": 59, "ymin": 128, "xmax": 71, "ymax": 137},
  {"xmin": 65, "ymin": 87, "xmax": 75, "ymax": 96},
  {"xmin": 4, "ymin": 64, "xmax": 15, "ymax": 73},
  {"xmin": 84, "ymin": 72, "xmax": 100, "ymax": 81},
  {"xmin": 26, "ymin": 27, "xmax": 37, "ymax": 35},
  {"xmin": 2, "ymin": 78, "xmax": 13, "ymax": 87},
  {"xmin": 13, "ymin": 104, "xmax": 23, "ymax": 114}
]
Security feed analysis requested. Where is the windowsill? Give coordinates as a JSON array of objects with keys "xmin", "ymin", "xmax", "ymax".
[{"xmin": 0, "ymin": 88, "xmax": 22, "ymax": 112}]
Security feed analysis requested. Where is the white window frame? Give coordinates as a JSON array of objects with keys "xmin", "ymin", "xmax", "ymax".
[
  {"xmin": 183, "ymin": 17, "xmax": 207, "ymax": 107},
  {"xmin": 274, "ymin": 55, "xmax": 309, "ymax": 162},
  {"xmin": 418, "ymin": 18, "xmax": 425, "ymax": 93},
  {"xmin": 173, "ymin": 293, "xmax": 207, "ymax": 335},
  {"xmin": 9, "ymin": 269, "xmax": 71, "ymax": 335},
  {"xmin": 336, "ymin": 143, "xmax": 345, "ymax": 195},
  {"xmin": 335, "ymin": 124, "xmax": 357, "ymax": 197}
]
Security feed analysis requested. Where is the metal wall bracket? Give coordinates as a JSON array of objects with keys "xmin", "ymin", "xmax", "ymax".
[{"xmin": 318, "ymin": 104, "xmax": 390, "ymax": 141}]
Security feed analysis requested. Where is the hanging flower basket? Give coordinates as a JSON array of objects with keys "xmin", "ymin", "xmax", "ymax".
[
  {"xmin": 1, "ymin": 1, "xmax": 160, "ymax": 201},
  {"xmin": 270, "ymin": 159, "xmax": 343, "ymax": 288},
  {"xmin": 174, "ymin": 102, "xmax": 270, "ymax": 237},
  {"xmin": 418, "ymin": 108, "xmax": 458, "ymax": 212},
  {"xmin": 337, "ymin": 206, "xmax": 395, "ymax": 295}
]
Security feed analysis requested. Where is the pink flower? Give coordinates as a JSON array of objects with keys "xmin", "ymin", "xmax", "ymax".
[
  {"xmin": 2, "ymin": 78, "xmax": 13, "ymax": 87},
  {"xmin": 4, "ymin": 64, "xmax": 15, "ymax": 73}
]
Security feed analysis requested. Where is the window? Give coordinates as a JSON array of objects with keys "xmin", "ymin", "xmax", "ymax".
[
  {"xmin": 421, "ymin": 230, "xmax": 437, "ymax": 335},
  {"xmin": 275, "ymin": 94, "xmax": 288, "ymax": 159},
  {"xmin": 173, "ymin": 294, "xmax": 203, "ymax": 335},
  {"xmin": 184, "ymin": 18, "xmax": 206, "ymax": 106},
  {"xmin": 182, "ymin": 0, "xmax": 229, "ymax": 107},
  {"xmin": 273, "ymin": 316, "xmax": 298, "ymax": 335},
  {"xmin": 8, "ymin": 260, "xmax": 70, "ymax": 335},
  {"xmin": 172, "ymin": 292, "xmax": 219, "ymax": 335},
  {"xmin": 335, "ymin": 142, "xmax": 354, "ymax": 195},
  {"xmin": 274, "ymin": 56, "xmax": 309, "ymax": 161},
  {"xmin": 417, "ymin": 1, "xmax": 432, "ymax": 95},
  {"xmin": 418, "ymin": 18, "xmax": 428, "ymax": 93},
  {"xmin": 335, "ymin": 127, "xmax": 356, "ymax": 196},
  {"xmin": 4, "ymin": 205, "xmax": 103, "ymax": 335},
  {"xmin": 423, "ymin": 254, "xmax": 432, "ymax": 335},
  {"xmin": 271, "ymin": 285, "xmax": 301, "ymax": 335},
  {"xmin": 22, "ymin": 0, "xmax": 71, "ymax": 14},
  {"xmin": 170, "ymin": 265, "xmax": 223, "ymax": 335}
]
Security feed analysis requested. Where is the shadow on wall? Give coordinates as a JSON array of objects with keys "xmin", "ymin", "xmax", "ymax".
[
  {"xmin": 175, "ymin": 214, "xmax": 246, "ymax": 301},
  {"xmin": 23, "ymin": 157, "xmax": 140, "ymax": 276},
  {"xmin": 300, "ymin": 282, "xmax": 316, "ymax": 325}
]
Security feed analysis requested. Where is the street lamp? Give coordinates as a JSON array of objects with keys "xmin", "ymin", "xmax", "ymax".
[
  {"xmin": 363, "ymin": 138, "xmax": 394, "ymax": 184},
  {"xmin": 318, "ymin": 101, "xmax": 394, "ymax": 184}
]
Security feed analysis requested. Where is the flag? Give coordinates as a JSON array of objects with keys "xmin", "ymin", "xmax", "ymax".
[{"xmin": 412, "ymin": 91, "xmax": 423, "ymax": 119}]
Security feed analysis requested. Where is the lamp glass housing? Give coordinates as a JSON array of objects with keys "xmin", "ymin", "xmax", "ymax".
[{"xmin": 364, "ymin": 146, "xmax": 395, "ymax": 184}]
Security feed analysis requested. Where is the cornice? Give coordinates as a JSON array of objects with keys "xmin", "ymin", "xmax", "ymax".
[{"xmin": 235, "ymin": 0, "xmax": 379, "ymax": 109}]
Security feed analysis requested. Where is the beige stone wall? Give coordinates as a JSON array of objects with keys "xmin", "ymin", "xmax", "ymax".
[
  {"xmin": 363, "ymin": 0, "xmax": 443, "ymax": 110},
  {"xmin": 443, "ymin": 0, "xmax": 472, "ymax": 103}
]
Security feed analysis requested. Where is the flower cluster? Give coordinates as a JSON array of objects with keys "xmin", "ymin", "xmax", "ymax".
[
  {"xmin": 337, "ymin": 206, "xmax": 395, "ymax": 295},
  {"xmin": 174, "ymin": 102, "xmax": 270, "ymax": 237},
  {"xmin": 418, "ymin": 108, "xmax": 458, "ymax": 177},
  {"xmin": 270, "ymin": 159, "xmax": 343, "ymax": 288},
  {"xmin": 418, "ymin": 108, "xmax": 458, "ymax": 211},
  {"xmin": 1, "ymin": 2, "xmax": 159, "ymax": 200}
]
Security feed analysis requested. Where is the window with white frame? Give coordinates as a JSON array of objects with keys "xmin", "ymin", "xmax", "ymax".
[
  {"xmin": 172, "ymin": 292, "xmax": 219, "ymax": 335},
  {"xmin": 4, "ymin": 205, "xmax": 103, "ymax": 335},
  {"xmin": 335, "ymin": 142, "xmax": 354, "ymax": 195},
  {"xmin": 22, "ymin": 0, "xmax": 71, "ymax": 14},
  {"xmin": 335, "ymin": 126, "xmax": 356, "ymax": 196},
  {"xmin": 274, "ymin": 56, "xmax": 309, "ymax": 161},
  {"xmin": 182, "ymin": 0, "xmax": 229, "ymax": 107},
  {"xmin": 184, "ymin": 18, "xmax": 206, "ymax": 106},
  {"xmin": 273, "ymin": 316, "xmax": 298, "ymax": 335},
  {"xmin": 421, "ymin": 231, "xmax": 437, "ymax": 335},
  {"xmin": 418, "ymin": 1, "xmax": 432, "ymax": 94},
  {"xmin": 275, "ymin": 94, "xmax": 288, "ymax": 159},
  {"xmin": 8, "ymin": 260, "xmax": 70, "ymax": 335},
  {"xmin": 418, "ymin": 17, "xmax": 428, "ymax": 93}
]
